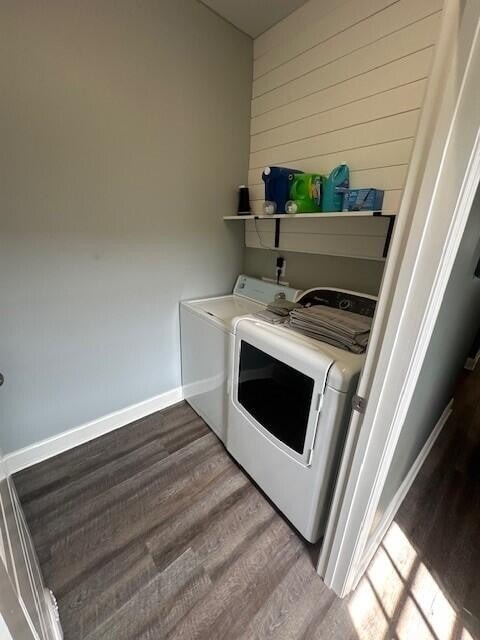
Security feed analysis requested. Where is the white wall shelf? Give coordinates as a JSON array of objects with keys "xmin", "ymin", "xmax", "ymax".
[
  {"xmin": 223, "ymin": 211, "xmax": 393, "ymax": 220},
  {"xmin": 224, "ymin": 211, "xmax": 396, "ymax": 258}
]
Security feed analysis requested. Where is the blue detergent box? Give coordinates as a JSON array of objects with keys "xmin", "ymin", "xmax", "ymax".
[{"xmin": 342, "ymin": 189, "xmax": 384, "ymax": 211}]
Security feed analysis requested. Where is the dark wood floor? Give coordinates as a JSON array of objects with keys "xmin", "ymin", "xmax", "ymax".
[{"xmin": 14, "ymin": 365, "xmax": 480, "ymax": 640}]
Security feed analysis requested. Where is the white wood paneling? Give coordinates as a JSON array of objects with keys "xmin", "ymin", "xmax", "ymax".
[
  {"xmin": 248, "ymin": 139, "xmax": 414, "ymax": 185},
  {"xmin": 247, "ymin": 0, "xmax": 443, "ymax": 258},
  {"xmin": 251, "ymin": 48, "xmax": 434, "ymax": 134},
  {"xmin": 245, "ymin": 216, "xmax": 391, "ymax": 260},
  {"xmin": 248, "ymin": 217, "xmax": 390, "ymax": 234},
  {"xmin": 250, "ymin": 111, "xmax": 419, "ymax": 169},
  {"xmin": 251, "ymin": 80, "xmax": 427, "ymax": 152},
  {"xmin": 255, "ymin": 0, "xmax": 399, "ymax": 79},
  {"xmin": 253, "ymin": 0, "xmax": 441, "ymax": 89},
  {"xmin": 251, "ymin": 13, "xmax": 440, "ymax": 117}
]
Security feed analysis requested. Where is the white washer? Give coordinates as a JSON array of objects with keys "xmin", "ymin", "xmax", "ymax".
[
  {"xmin": 227, "ymin": 288, "xmax": 377, "ymax": 543},
  {"xmin": 180, "ymin": 276, "xmax": 301, "ymax": 443}
]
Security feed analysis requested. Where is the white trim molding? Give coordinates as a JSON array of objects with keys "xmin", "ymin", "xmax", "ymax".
[
  {"xmin": 4, "ymin": 387, "xmax": 184, "ymax": 474},
  {"xmin": 320, "ymin": 0, "xmax": 480, "ymax": 597},
  {"xmin": 351, "ymin": 399, "xmax": 453, "ymax": 591}
]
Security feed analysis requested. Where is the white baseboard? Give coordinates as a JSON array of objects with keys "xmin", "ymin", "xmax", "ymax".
[
  {"xmin": 352, "ymin": 398, "xmax": 454, "ymax": 590},
  {"xmin": 5, "ymin": 386, "xmax": 184, "ymax": 474}
]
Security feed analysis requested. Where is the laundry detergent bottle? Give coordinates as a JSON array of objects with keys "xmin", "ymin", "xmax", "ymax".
[
  {"xmin": 262, "ymin": 166, "xmax": 303, "ymax": 214},
  {"xmin": 321, "ymin": 163, "xmax": 349, "ymax": 212},
  {"xmin": 285, "ymin": 174, "xmax": 323, "ymax": 213}
]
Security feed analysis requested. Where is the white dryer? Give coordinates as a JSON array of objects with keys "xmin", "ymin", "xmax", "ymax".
[
  {"xmin": 227, "ymin": 288, "xmax": 377, "ymax": 543},
  {"xmin": 180, "ymin": 276, "xmax": 301, "ymax": 443}
]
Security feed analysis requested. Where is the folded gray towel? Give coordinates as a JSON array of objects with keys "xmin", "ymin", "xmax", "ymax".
[
  {"xmin": 267, "ymin": 298, "xmax": 301, "ymax": 316},
  {"xmin": 287, "ymin": 324, "xmax": 366, "ymax": 353},
  {"xmin": 290, "ymin": 305, "xmax": 371, "ymax": 336},
  {"xmin": 254, "ymin": 309, "xmax": 290, "ymax": 324},
  {"xmin": 289, "ymin": 305, "xmax": 372, "ymax": 353},
  {"xmin": 266, "ymin": 305, "xmax": 290, "ymax": 317}
]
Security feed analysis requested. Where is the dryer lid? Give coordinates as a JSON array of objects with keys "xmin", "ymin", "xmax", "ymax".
[{"xmin": 183, "ymin": 295, "xmax": 264, "ymax": 328}]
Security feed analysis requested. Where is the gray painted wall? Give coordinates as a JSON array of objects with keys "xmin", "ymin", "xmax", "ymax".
[
  {"xmin": 0, "ymin": 0, "xmax": 252, "ymax": 453},
  {"xmin": 371, "ymin": 186, "xmax": 480, "ymax": 532},
  {"xmin": 243, "ymin": 247, "xmax": 385, "ymax": 295}
]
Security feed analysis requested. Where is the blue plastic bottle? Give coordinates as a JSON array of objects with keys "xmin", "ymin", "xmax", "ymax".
[{"xmin": 321, "ymin": 163, "xmax": 350, "ymax": 212}]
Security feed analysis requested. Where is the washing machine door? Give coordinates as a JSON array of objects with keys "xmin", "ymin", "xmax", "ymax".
[{"xmin": 230, "ymin": 319, "xmax": 335, "ymax": 467}]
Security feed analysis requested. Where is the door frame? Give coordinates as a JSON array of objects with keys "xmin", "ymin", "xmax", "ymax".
[
  {"xmin": 318, "ymin": 0, "xmax": 480, "ymax": 596},
  {"xmin": 0, "ymin": 558, "xmax": 39, "ymax": 640}
]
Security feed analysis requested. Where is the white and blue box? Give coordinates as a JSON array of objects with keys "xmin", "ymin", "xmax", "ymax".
[{"xmin": 342, "ymin": 189, "xmax": 384, "ymax": 211}]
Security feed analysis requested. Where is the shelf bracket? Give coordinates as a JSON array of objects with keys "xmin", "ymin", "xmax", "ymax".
[
  {"xmin": 373, "ymin": 211, "xmax": 395, "ymax": 257},
  {"xmin": 236, "ymin": 210, "xmax": 396, "ymax": 257},
  {"xmin": 274, "ymin": 218, "xmax": 281, "ymax": 249},
  {"xmin": 382, "ymin": 215, "xmax": 396, "ymax": 258}
]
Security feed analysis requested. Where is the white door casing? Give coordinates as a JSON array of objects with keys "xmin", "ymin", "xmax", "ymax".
[
  {"xmin": 0, "ymin": 376, "xmax": 61, "ymax": 639},
  {"xmin": 319, "ymin": 0, "xmax": 480, "ymax": 596},
  {"xmin": 0, "ymin": 455, "xmax": 42, "ymax": 638},
  {"xmin": 0, "ymin": 557, "xmax": 38, "ymax": 640}
]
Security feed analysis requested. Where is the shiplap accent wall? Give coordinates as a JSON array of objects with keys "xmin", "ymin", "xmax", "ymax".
[
  {"xmin": 246, "ymin": 0, "xmax": 443, "ymax": 258},
  {"xmin": 245, "ymin": 216, "xmax": 391, "ymax": 260}
]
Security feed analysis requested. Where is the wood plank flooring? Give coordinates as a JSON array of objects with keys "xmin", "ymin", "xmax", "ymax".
[{"xmin": 14, "ymin": 367, "xmax": 480, "ymax": 640}]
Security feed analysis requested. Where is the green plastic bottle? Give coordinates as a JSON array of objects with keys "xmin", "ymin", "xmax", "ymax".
[
  {"xmin": 285, "ymin": 174, "xmax": 323, "ymax": 213},
  {"xmin": 321, "ymin": 163, "xmax": 350, "ymax": 212}
]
